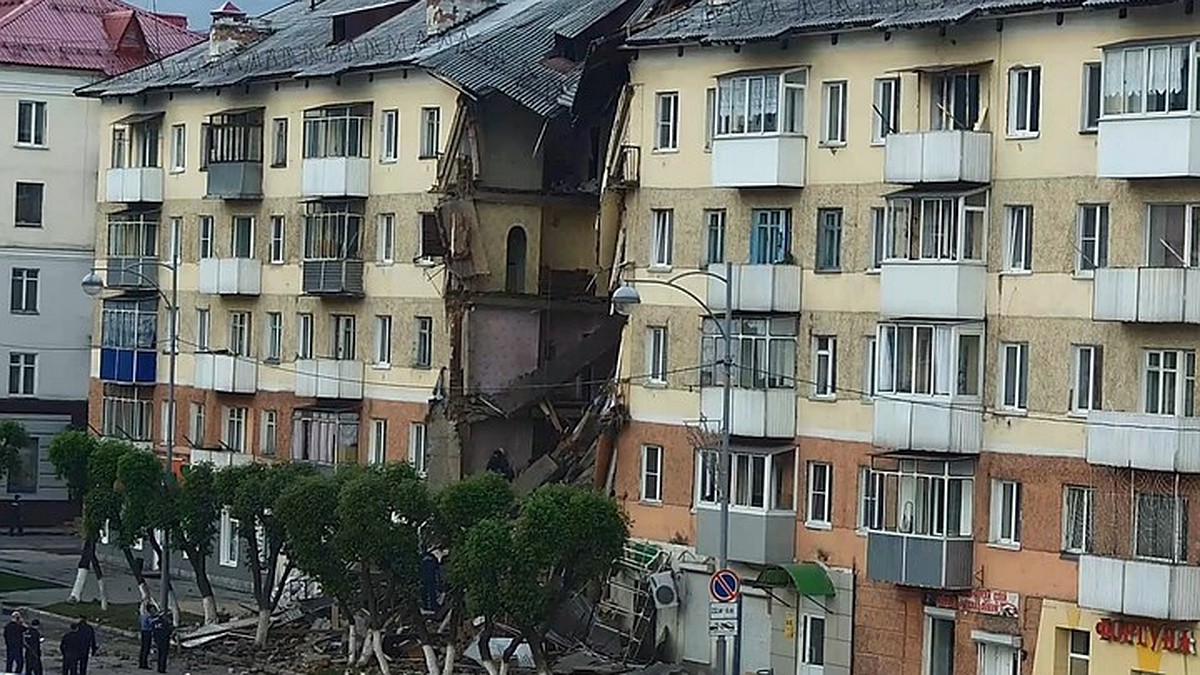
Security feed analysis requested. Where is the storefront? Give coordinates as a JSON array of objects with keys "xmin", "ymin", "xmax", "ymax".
[{"xmin": 1031, "ymin": 599, "xmax": 1198, "ymax": 674}]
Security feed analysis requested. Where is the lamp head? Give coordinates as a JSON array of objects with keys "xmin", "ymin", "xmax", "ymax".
[
  {"xmin": 80, "ymin": 271, "xmax": 105, "ymax": 297},
  {"xmin": 611, "ymin": 284, "xmax": 642, "ymax": 308}
]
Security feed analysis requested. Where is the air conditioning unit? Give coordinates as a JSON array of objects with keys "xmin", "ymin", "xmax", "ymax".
[{"xmin": 648, "ymin": 571, "xmax": 679, "ymax": 609}]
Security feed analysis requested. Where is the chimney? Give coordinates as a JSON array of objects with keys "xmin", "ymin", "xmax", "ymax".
[
  {"xmin": 425, "ymin": 0, "xmax": 499, "ymax": 37},
  {"xmin": 208, "ymin": 2, "xmax": 271, "ymax": 60},
  {"xmin": 154, "ymin": 13, "xmax": 189, "ymax": 30}
]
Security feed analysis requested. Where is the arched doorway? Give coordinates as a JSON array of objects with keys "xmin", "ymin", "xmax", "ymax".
[{"xmin": 506, "ymin": 225, "xmax": 527, "ymax": 293}]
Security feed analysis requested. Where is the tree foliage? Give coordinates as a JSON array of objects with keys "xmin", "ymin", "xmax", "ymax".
[
  {"xmin": 0, "ymin": 421, "xmax": 29, "ymax": 481},
  {"xmin": 47, "ymin": 430, "xmax": 95, "ymax": 507}
]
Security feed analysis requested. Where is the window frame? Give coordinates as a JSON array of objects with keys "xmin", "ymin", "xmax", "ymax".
[
  {"xmin": 703, "ymin": 209, "xmax": 726, "ymax": 265},
  {"xmin": 377, "ymin": 212, "xmax": 396, "ymax": 264},
  {"xmin": 749, "ymin": 208, "xmax": 792, "ymax": 264},
  {"xmin": 990, "ymin": 479, "xmax": 1023, "ymax": 548},
  {"xmin": 269, "ymin": 215, "xmax": 285, "ymax": 264},
  {"xmin": 374, "ymin": 314, "xmax": 392, "ymax": 367},
  {"xmin": 650, "ymin": 209, "xmax": 674, "ymax": 268},
  {"xmin": 7, "ymin": 352, "xmax": 36, "ymax": 396},
  {"xmin": 695, "ymin": 447, "xmax": 797, "ymax": 512},
  {"xmin": 856, "ymin": 465, "xmax": 883, "ymax": 532},
  {"xmin": 260, "ymin": 410, "xmax": 278, "ymax": 456},
  {"xmin": 1076, "ymin": 204, "xmax": 1109, "ymax": 275},
  {"xmin": 806, "ymin": 461, "xmax": 832, "ymax": 528},
  {"xmin": 1006, "ymin": 66, "xmax": 1042, "ymax": 138},
  {"xmin": 297, "ymin": 313, "xmax": 314, "ymax": 360},
  {"xmin": 266, "ymin": 312, "xmax": 282, "ymax": 363},
  {"xmin": 1080, "ymin": 62, "xmax": 1102, "ymax": 132},
  {"xmin": 1142, "ymin": 348, "xmax": 1196, "ymax": 416},
  {"xmin": 640, "ymin": 444, "xmax": 663, "ymax": 503},
  {"xmin": 16, "ymin": 100, "xmax": 46, "ymax": 147},
  {"xmin": 218, "ymin": 509, "xmax": 239, "ymax": 568},
  {"xmin": 409, "ymin": 422, "xmax": 427, "ymax": 475},
  {"xmin": 369, "ymin": 418, "xmax": 387, "ymax": 464},
  {"xmin": 270, "ymin": 117, "xmax": 288, "ymax": 167},
  {"xmin": 170, "ymin": 123, "xmax": 186, "ymax": 172},
  {"xmin": 812, "ymin": 335, "xmax": 837, "ymax": 399},
  {"xmin": 713, "ymin": 69, "xmax": 807, "ymax": 138},
  {"xmin": 413, "ymin": 316, "xmax": 433, "ymax": 368},
  {"xmin": 380, "ymin": 108, "xmax": 399, "ymax": 163},
  {"xmin": 871, "ymin": 77, "xmax": 900, "ymax": 144},
  {"xmin": 876, "ymin": 322, "xmax": 984, "ymax": 399},
  {"xmin": 654, "ymin": 91, "xmax": 680, "ymax": 151},
  {"xmin": 9, "ymin": 268, "xmax": 38, "ymax": 314},
  {"xmin": 884, "ymin": 190, "xmax": 988, "ymax": 263},
  {"xmin": 198, "ymin": 215, "xmax": 215, "ymax": 259},
  {"xmin": 419, "ymin": 106, "xmax": 441, "ymax": 159},
  {"xmin": 332, "ymin": 314, "xmax": 356, "ymax": 361},
  {"xmin": 701, "ymin": 316, "xmax": 798, "ymax": 391},
  {"xmin": 646, "ymin": 325, "xmax": 668, "ymax": 385},
  {"xmin": 1066, "ymin": 629, "xmax": 1090, "ymax": 675},
  {"xmin": 195, "ymin": 308, "xmax": 211, "ymax": 352},
  {"xmin": 1134, "ymin": 491, "xmax": 1188, "ymax": 562},
  {"xmin": 228, "ymin": 310, "xmax": 251, "ymax": 356},
  {"xmin": 821, "ymin": 80, "xmax": 848, "ymax": 146},
  {"xmin": 1003, "ymin": 205, "xmax": 1033, "ymax": 273},
  {"xmin": 222, "ymin": 406, "xmax": 247, "ymax": 453},
  {"xmin": 868, "ymin": 207, "xmax": 885, "ymax": 271},
  {"xmin": 1070, "ymin": 345, "xmax": 1103, "ymax": 414},
  {"xmin": 14, "ymin": 182, "xmax": 43, "ymax": 228},
  {"xmin": 1062, "ymin": 485, "xmax": 1094, "ymax": 555},
  {"xmin": 1000, "ymin": 342, "xmax": 1030, "ymax": 412},
  {"xmin": 815, "ymin": 208, "xmax": 843, "ymax": 272},
  {"xmin": 801, "ymin": 614, "xmax": 826, "ymax": 667},
  {"xmin": 230, "ymin": 215, "xmax": 255, "ymax": 259},
  {"xmin": 1101, "ymin": 41, "xmax": 1200, "ymax": 118}
]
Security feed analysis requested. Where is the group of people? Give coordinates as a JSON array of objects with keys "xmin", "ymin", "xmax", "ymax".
[
  {"xmin": 136, "ymin": 600, "xmax": 173, "ymax": 673},
  {"xmin": 3, "ymin": 611, "xmax": 97, "ymax": 675}
]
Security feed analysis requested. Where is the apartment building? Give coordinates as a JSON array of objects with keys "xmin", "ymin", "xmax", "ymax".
[
  {"xmin": 0, "ymin": 0, "xmax": 197, "ymax": 525},
  {"xmin": 77, "ymin": 0, "xmax": 660, "ymax": 581},
  {"xmin": 607, "ymin": 0, "xmax": 1200, "ymax": 673}
]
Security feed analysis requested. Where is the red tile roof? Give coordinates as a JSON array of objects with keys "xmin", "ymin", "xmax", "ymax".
[{"xmin": 0, "ymin": 0, "xmax": 204, "ymax": 76}]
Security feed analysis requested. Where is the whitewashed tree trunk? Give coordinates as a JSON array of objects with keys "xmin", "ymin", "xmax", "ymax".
[
  {"xmin": 254, "ymin": 608, "xmax": 270, "ymax": 647},
  {"xmin": 168, "ymin": 589, "xmax": 181, "ymax": 626},
  {"xmin": 421, "ymin": 644, "xmax": 439, "ymax": 675},
  {"xmin": 346, "ymin": 623, "xmax": 360, "ymax": 667},
  {"xmin": 136, "ymin": 582, "xmax": 150, "ymax": 601},
  {"xmin": 480, "ymin": 659, "xmax": 500, "ymax": 675},
  {"xmin": 201, "ymin": 596, "xmax": 218, "ymax": 625},
  {"xmin": 370, "ymin": 629, "xmax": 390, "ymax": 675},
  {"xmin": 357, "ymin": 631, "xmax": 373, "ymax": 667},
  {"xmin": 441, "ymin": 644, "xmax": 457, "ymax": 675},
  {"xmin": 96, "ymin": 578, "xmax": 109, "ymax": 611},
  {"xmin": 69, "ymin": 568, "xmax": 88, "ymax": 602},
  {"xmin": 499, "ymin": 660, "xmax": 510, "ymax": 675}
]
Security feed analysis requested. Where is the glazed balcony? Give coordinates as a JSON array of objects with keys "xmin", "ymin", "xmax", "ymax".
[
  {"xmin": 711, "ymin": 135, "xmax": 806, "ymax": 188},
  {"xmin": 1097, "ymin": 116, "xmax": 1200, "ymax": 179},
  {"xmin": 105, "ymin": 167, "xmax": 163, "ymax": 203}
]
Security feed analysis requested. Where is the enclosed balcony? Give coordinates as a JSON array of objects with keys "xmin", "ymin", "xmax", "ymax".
[
  {"xmin": 99, "ymin": 347, "xmax": 156, "ymax": 384},
  {"xmin": 295, "ymin": 359, "xmax": 363, "ymax": 399},
  {"xmin": 105, "ymin": 211, "xmax": 159, "ymax": 289},
  {"xmin": 711, "ymin": 135, "xmax": 806, "ymax": 188},
  {"xmin": 1086, "ymin": 410, "xmax": 1200, "ymax": 472},
  {"xmin": 106, "ymin": 168, "xmax": 163, "ymax": 203},
  {"xmin": 198, "ymin": 259, "xmax": 262, "ymax": 296},
  {"xmin": 99, "ymin": 297, "xmax": 157, "ymax": 385},
  {"xmin": 884, "ymin": 131, "xmax": 992, "ymax": 184},
  {"xmin": 1093, "ymin": 268, "xmax": 1200, "ymax": 324},
  {"xmin": 301, "ymin": 103, "xmax": 371, "ymax": 197},
  {"xmin": 302, "ymin": 201, "xmax": 364, "ymax": 296},
  {"xmin": 865, "ymin": 455, "xmax": 975, "ymax": 589},
  {"xmin": 1078, "ymin": 556, "xmax": 1200, "ymax": 621},
  {"xmin": 105, "ymin": 112, "xmax": 164, "ymax": 203},
  {"xmin": 303, "ymin": 259, "xmax": 364, "ymax": 297},
  {"xmin": 710, "ymin": 69, "xmax": 807, "ymax": 188},
  {"xmin": 205, "ymin": 107, "xmax": 264, "ymax": 199},
  {"xmin": 694, "ymin": 447, "xmax": 796, "ymax": 565},
  {"xmin": 698, "ymin": 316, "xmax": 797, "ymax": 438},
  {"xmin": 193, "ymin": 353, "xmax": 258, "ymax": 394},
  {"xmin": 705, "ymin": 263, "xmax": 802, "ymax": 313}
]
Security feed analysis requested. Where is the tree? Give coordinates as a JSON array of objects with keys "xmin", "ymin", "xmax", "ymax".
[
  {"xmin": 115, "ymin": 449, "xmax": 178, "ymax": 618},
  {"xmin": 48, "ymin": 431, "xmax": 106, "ymax": 608},
  {"xmin": 0, "ymin": 421, "xmax": 29, "ymax": 483},
  {"xmin": 171, "ymin": 463, "xmax": 221, "ymax": 624},
  {"xmin": 86, "ymin": 439, "xmax": 154, "ymax": 602},
  {"xmin": 215, "ymin": 462, "xmax": 317, "ymax": 647}
]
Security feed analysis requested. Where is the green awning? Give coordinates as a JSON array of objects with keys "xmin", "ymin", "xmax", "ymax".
[{"xmin": 751, "ymin": 562, "xmax": 836, "ymax": 597}]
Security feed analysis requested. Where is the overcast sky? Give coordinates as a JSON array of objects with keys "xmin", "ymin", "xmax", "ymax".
[{"xmin": 130, "ymin": 0, "xmax": 289, "ymax": 29}]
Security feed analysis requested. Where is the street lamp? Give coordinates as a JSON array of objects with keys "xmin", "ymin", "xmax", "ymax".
[
  {"xmin": 82, "ymin": 260, "xmax": 179, "ymax": 615},
  {"xmin": 612, "ymin": 260, "xmax": 733, "ymax": 675}
]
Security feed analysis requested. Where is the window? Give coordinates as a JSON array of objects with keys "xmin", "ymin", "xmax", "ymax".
[
  {"xmin": 417, "ymin": 212, "xmax": 444, "ymax": 261},
  {"xmin": 990, "ymin": 480, "xmax": 1022, "ymax": 546},
  {"xmin": 1144, "ymin": 349, "xmax": 1196, "ymax": 416},
  {"xmin": 872, "ymin": 77, "xmax": 900, "ymax": 143},
  {"xmin": 640, "ymin": 445, "xmax": 663, "ymax": 502},
  {"xmin": 885, "ymin": 192, "xmax": 987, "ymax": 262},
  {"xmin": 381, "ymin": 109, "xmax": 398, "ymax": 162},
  {"xmin": 869, "ymin": 207, "xmax": 885, "ymax": 270},
  {"xmin": 265, "ymin": 312, "xmax": 282, "ymax": 362},
  {"xmin": 750, "ymin": 208, "xmax": 791, "ymax": 264},
  {"xmin": 101, "ymin": 384, "xmax": 152, "ymax": 440},
  {"xmin": 369, "ymin": 419, "xmax": 387, "ymax": 464},
  {"xmin": 1146, "ymin": 204, "xmax": 1200, "ymax": 267},
  {"xmin": 231, "ymin": 216, "xmax": 254, "ymax": 258},
  {"xmin": 1081, "ymin": 62, "xmax": 1102, "ymax": 131},
  {"xmin": 219, "ymin": 509, "xmax": 239, "ymax": 567},
  {"xmin": 106, "ymin": 212, "xmax": 157, "ymax": 259},
  {"xmin": 1066, "ymin": 629, "xmax": 1089, "ymax": 675},
  {"xmin": 816, "ymin": 208, "xmax": 842, "ymax": 271},
  {"xmin": 170, "ymin": 124, "xmax": 186, "ymax": 171},
  {"xmin": 333, "ymin": 314, "xmax": 356, "ymax": 360},
  {"xmin": 1004, "ymin": 206, "xmax": 1033, "ymax": 272},
  {"xmin": 303, "ymin": 200, "xmax": 363, "ymax": 260},
  {"xmin": 877, "ymin": 324, "xmax": 983, "ymax": 398},
  {"xmin": 1103, "ymin": 42, "xmax": 1196, "ymax": 116},
  {"xmin": 933, "ymin": 71, "xmax": 981, "ymax": 130},
  {"xmin": 111, "ymin": 127, "xmax": 126, "ymax": 168},
  {"xmin": 862, "ymin": 336, "xmax": 877, "ymax": 400},
  {"xmin": 650, "ymin": 209, "xmax": 673, "ymax": 267},
  {"xmin": 16, "ymin": 101, "xmax": 46, "ymax": 146},
  {"xmin": 1062, "ymin": 485, "xmax": 1094, "ymax": 554},
  {"xmin": 646, "ymin": 326, "xmax": 668, "ymax": 384},
  {"xmin": 821, "ymin": 80, "xmax": 848, "ymax": 145},
  {"xmin": 228, "ymin": 311, "xmax": 251, "ymax": 356},
  {"xmin": 7, "ymin": 352, "xmax": 35, "ymax": 395},
  {"xmin": 196, "ymin": 308, "xmax": 210, "ymax": 351},
  {"xmin": 1001, "ymin": 342, "xmax": 1029, "ymax": 411},
  {"xmin": 269, "ymin": 215, "xmax": 285, "ymax": 263},
  {"xmin": 801, "ymin": 615, "xmax": 825, "ymax": 667},
  {"xmin": 1071, "ymin": 345, "xmax": 1103, "ymax": 413},
  {"xmin": 204, "ymin": 110, "xmax": 261, "ymax": 167},
  {"xmin": 297, "ymin": 313, "xmax": 314, "ymax": 360},
  {"xmin": 260, "ymin": 410, "xmax": 278, "ymax": 456},
  {"xmin": 413, "ymin": 316, "xmax": 432, "ymax": 368},
  {"xmin": 409, "ymin": 422, "xmax": 427, "ymax": 475},
  {"xmin": 377, "ymin": 213, "xmax": 395, "ymax": 263},
  {"xmin": 374, "ymin": 315, "xmax": 392, "ymax": 366},
  {"xmin": 168, "ymin": 216, "xmax": 181, "ymax": 264},
  {"xmin": 700, "ymin": 209, "xmax": 726, "ymax": 265},
  {"xmin": 715, "ymin": 69, "xmax": 806, "ymax": 136},
  {"xmin": 654, "ymin": 92, "xmax": 679, "ymax": 151},
  {"xmin": 1076, "ymin": 205, "xmax": 1109, "ymax": 274},
  {"xmin": 420, "ymin": 107, "xmax": 440, "ymax": 158},
  {"xmin": 188, "ymin": 402, "xmax": 205, "ymax": 445},
  {"xmin": 14, "ymin": 182, "xmax": 42, "ymax": 228},
  {"xmin": 696, "ymin": 448, "xmax": 795, "ymax": 511},
  {"xmin": 271, "ymin": 117, "xmax": 288, "ymax": 167},
  {"xmin": 1007, "ymin": 66, "xmax": 1042, "ymax": 136},
  {"xmin": 9, "ymin": 268, "xmax": 38, "ymax": 314},
  {"xmin": 1135, "ymin": 492, "xmax": 1187, "ymax": 561},
  {"xmin": 701, "ymin": 317, "xmax": 797, "ymax": 390},
  {"xmin": 704, "ymin": 87, "xmax": 715, "ymax": 151},
  {"xmin": 223, "ymin": 407, "xmax": 247, "ymax": 452},
  {"xmin": 302, "ymin": 104, "xmax": 371, "ymax": 158},
  {"xmin": 978, "ymin": 644, "xmax": 1019, "ymax": 675},
  {"xmin": 813, "ymin": 336, "xmax": 837, "ymax": 398},
  {"xmin": 806, "ymin": 462, "xmax": 832, "ymax": 527},
  {"xmin": 857, "ymin": 466, "xmax": 883, "ymax": 530},
  {"xmin": 199, "ymin": 216, "xmax": 214, "ymax": 259}
]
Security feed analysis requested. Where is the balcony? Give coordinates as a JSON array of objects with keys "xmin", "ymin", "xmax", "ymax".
[
  {"xmin": 874, "ymin": 397, "xmax": 983, "ymax": 454},
  {"xmin": 301, "ymin": 157, "xmax": 370, "ymax": 197},
  {"xmin": 879, "ymin": 261, "xmax": 986, "ymax": 320},
  {"xmin": 700, "ymin": 387, "xmax": 795, "ymax": 438},
  {"xmin": 105, "ymin": 167, "xmax": 164, "ymax": 203},
  {"xmin": 106, "ymin": 257, "xmax": 159, "ymax": 290},
  {"xmin": 193, "ymin": 353, "xmax": 258, "ymax": 394},
  {"xmin": 711, "ymin": 135, "xmax": 806, "ymax": 188},
  {"xmin": 198, "ymin": 259, "xmax": 262, "ymax": 296},
  {"xmin": 706, "ymin": 263, "xmax": 801, "ymax": 313},
  {"xmin": 695, "ymin": 507, "xmax": 795, "ymax": 565},
  {"xmin": 884, "ymin": 130, "xmax": 992, "ymax": 184},
  {"xmin": 866, "ymin": 531, "xmax": 974, "ymax": 589},
  {"xmin": 1078, "ymin": 555, "xmax": 1200, "ymax": 620},
  {"xmin": 206, "ymin": 161, "xmax": 263, "ymax": 199},
  {"xmin": 1085, "ymin": 410, "xmax": 1200, "ymax": 472},
  {"xmin": 190, "ymin": 447, "xmax": 252, "ymax": 468},
  {"xmin": 1092, "ymin": 267, "xmax": 1200, "ymax": 323},
  {"xmin": 99, "ymin": 347, "xmax": 156, "ymax": 384},
  {"xmin": 302, "ymin": 259, "xmax": 364, "ymax": 297},
  {"xmin": 295, "ymin": 359, "xmax": 363, "ymax": 399},
  {"xmin": 1097, "ymin": 116, "xmax": 1200, "ymax": 179}
]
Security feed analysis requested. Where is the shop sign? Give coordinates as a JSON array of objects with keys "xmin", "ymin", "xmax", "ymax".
[
  {"xmin": 932, "ymin": 589, "xmax": 1020, "ymax": 617},
  {"xmin": 1095, "ymin": 618, "xmax": 1198, "ymax": 655}
]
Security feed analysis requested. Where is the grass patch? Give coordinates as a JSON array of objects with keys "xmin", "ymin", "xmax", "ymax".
[
  {"xmin": 42, "ymin": 602, "xmax": 201, "ymax": 633},
  {"xmin": 0, "ymin": 571, "xmax": 62, "ymax": 593}
]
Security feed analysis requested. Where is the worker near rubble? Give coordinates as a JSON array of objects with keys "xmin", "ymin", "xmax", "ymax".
[
  {"xmin": 486, "ymin": 447, "xmax": 514, "ymax": 481},
  {"xmin": 137, "ymin": 600, "xmax": 155, "ymax": 670},
  {"xmin": 22, "ymin": 618, "xmax": 43, "ymax": 675},
  {"xmin": 149, "ymin": 608, "xmax": 173, "ymax": 673},
  {"xmin": 58, "ymin": 622, "xmax": 80, "ymax": 675},
  {"xmin": 72, "ymin": 618, "xmax": 97, "ymax": 675},
  {"xmin": 5, "ymin": 611, "xmax": 25, "ymax": 673}
]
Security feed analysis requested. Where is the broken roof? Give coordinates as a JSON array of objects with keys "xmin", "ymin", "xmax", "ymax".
[
  {"xmin": 625, "ymin": 0, "xmax": 1177, "ymax": 46},
  {"xmin": 79, "ymin": 0, "xmax": 648, "ymax": 118}
]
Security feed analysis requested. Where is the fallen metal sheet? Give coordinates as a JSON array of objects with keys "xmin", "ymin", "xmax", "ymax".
[{"xmin": 464, "ymin": 636, "xmax": 536, "ymax": 668}]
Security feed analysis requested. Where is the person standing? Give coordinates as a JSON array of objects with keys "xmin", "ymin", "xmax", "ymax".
[
  {"xmin": 8, "ymin": 495, "xmax": 23, "ymax": 536},
  {"xmin": 150, "ymin": 610, "xmax": 172, "ymax": 674},
  {"xmin": 73, "ymin": 619, "xmax": 97, "ymax": 675},
  {"xmin": 4, "ymin": 611, "xmax": 24, "ymax": 673},
  {"xmin": 22, "ymin": 618, "xmax": 43, "ymax": 675},
  {"xmin": 57, "ymin": 624, "xmax": 79, "ymax": 675},
  {"xmin": 137, "ymin": 600, "xmax": 155, "ymax": 670}
]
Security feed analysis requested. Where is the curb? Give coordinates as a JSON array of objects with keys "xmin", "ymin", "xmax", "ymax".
[{"xmin": 23, "ymin": 606, "xmax": 140, "ymax": 640}]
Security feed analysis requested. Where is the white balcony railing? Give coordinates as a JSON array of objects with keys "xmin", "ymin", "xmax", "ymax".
[
  {"xmin": 1097, "ymin": 116, "xmax": 1200, "ymax": 179},
  {"xmin": 1085, "ymin": 410, "xmax": 1200, "ymax": 473},
  {"xmin": 699, "ymin": 387, "xmax": 795, "ymax": 438},
  {"xmin": 301, "ymin": 157, "xmax": 370, "ymax": 197},
  {"xmin": 193, "ymin": 353, "xmax": 258, "ymax": 394},
  {"xmin": 1078, "ymin": 555, "xmax": 1200, "ymax": 620},
  {"xmin": 884, "ymin": 130, "xmax": 992, "ymax": 184},
  {"xmin": 873, "ymin": 396, "xmax": 983, "ymax": 454},
  {"xmin": 1093, "ymin": 267, "xmax": 1200, "ymax": 323},
  {"xmin": 879, "ymin": 261, "xmax": 986, "ymax": 320},
  {"xmin": 198, "ymin": 258, "xmax": 262, "ymax": 296},
  {"xmin": 104, "ymin": 167, "xmax": 164, "ymax": 203},
  {"xmin": 705, "ymin": 263, "xmax": 802, "ymax": 313},
  {"xmin": 711, "ymin": 135, "xmax": 806, "ymax": 188},
  {"xmin": 295, "ymin": 359, "xmax": 364, "ymax": 399}
]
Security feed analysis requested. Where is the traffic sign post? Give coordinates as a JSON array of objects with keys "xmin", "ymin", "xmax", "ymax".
[
  {"xmin": 709, "ymin": 568, "xmax": 741, "ymax": 604},
  {"xmin": 708, "ymin": 601, "xmax": 739, "ymax": 636},
  {"xmin": 709, "ymin": 568, "xmax": 741, "ymax": 647}
]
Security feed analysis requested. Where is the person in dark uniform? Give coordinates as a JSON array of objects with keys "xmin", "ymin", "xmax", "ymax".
[
  {"xmin": 23, "ymin": 618, "xmax": 43, "ymax": 675},
  {"xmin": 5, "ymin": 611, "xmax": 25, "ymax": 673},
  {"xmin": 137, "ymin": 600, "xmax": 155, "ymax": 670},
  {"xmin": 73, "ymin": 618, "xmax": 97, "ymax": 675},
  {"xmin": 150, "ymin": 610, "xmax": 172, "ymax": 673},
  {"xmin": 58, "ymin": 623, "xmax": 79, "ymax": 675},
  {"xmin": 486, "ymin": 447, "xmax": 514, "ymax": 481},
  {"xmin": 9, "ymin": 495, "xmax": 23, "ymax": 536}
]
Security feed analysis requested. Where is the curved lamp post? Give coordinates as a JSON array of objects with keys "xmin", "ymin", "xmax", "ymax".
[
  {"xmin": 82, "ymin": 260, "xmax": 179, "ymax": 615},
  {"xmin": 612, "ymin": 261, "xmax": 733, "ymax": 675}
]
